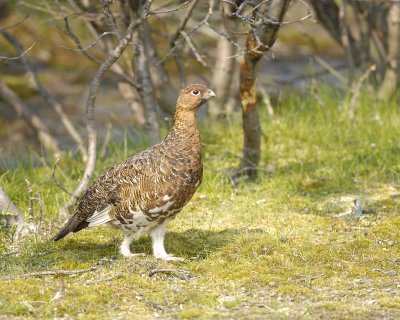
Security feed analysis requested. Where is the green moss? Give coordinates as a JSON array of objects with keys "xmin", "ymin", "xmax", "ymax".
[
  {"xmin": 378, "ymin": 297, "xmax": 400, "ymax": 309},
  {"xmin": 179, "ymin": 307, "xmax": 203, "ymax": 319},
  {"xmin": 276, "ymin": 285, "xmax": 314, "ymax": 298}
]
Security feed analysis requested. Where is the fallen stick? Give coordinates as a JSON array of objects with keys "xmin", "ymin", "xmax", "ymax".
[{"xmin": 1, "ymin": 266, "xmax": 98, "ymax": 281}]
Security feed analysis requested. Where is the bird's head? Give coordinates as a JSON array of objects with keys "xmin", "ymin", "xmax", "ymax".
[{"xmin": 176, "ymin": 84, "xmax": 216, "ymax": 111}]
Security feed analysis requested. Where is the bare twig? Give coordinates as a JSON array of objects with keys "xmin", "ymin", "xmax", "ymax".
[
  {"xmin": 158, "ymin": 0, "xmax": 213, "ymax": 65},
  {"xmin": 60, "ymin": 31, "xmax": 118, "ymax": 52},
  {"xmin": 36, "ymin": 192, "xmax": 44, "ymax": 232},
  {"xmin": 314, "ymin": 55, "xmax": 347, "ymax": 85},
  {"xmin": 180, "ymin": 30, "xmax": 207, "ymax": 67},
  {"xmin": 102, "ymin": 1, "xmax": 122, "ymax": 41},
  {"xmin": 25, "ymin": 180, "xmax": 34, "ymax": 222},
  {"xmin": 0, "ymin": 42, "xmax": 35, "ymax": 61},
  {"xmin": 259, "ymin": 86, "xmax": 274, "ymax": 116},
  {"xmin": 147, "ymin": 269, "xmax": 194, "ymax": 280},
  {"xmin": 231, "ymin": 0, "xmax": 311, "ymax": 27},
  {"xmin": 1, "ymin": 266, "xmax": 98, "ymax": 281},
  {"xmin": 169, "ymin": 0, "xmax": 201, "ymax": 46},
  {"xmin": 0, "ymin": 14, "xmax": 30, "ymax": 32},
  {"xmin": 348, "ymin": 64, "xmax": 376, "ymax": 120},
  {"xmin": 57, "ymin": 0, "xmax": 140, "ymax": 89},
  {"xmin": 151, "ymin": 1, "xmax": 192, "ymax": 15},
  {"xmin": 85, "ymin": 272, "xmax": 123, "ymax": 284},
  {"xmin": 56, "ymin": 0, "xmax": 101, "ymax": 65},
  {"xmin": 51, "ymin": 159, "xmax": 77, "ymax": 198},
  {"xmin": 99, "ymin": 123, "xmax": 112, "ymax": 159}
]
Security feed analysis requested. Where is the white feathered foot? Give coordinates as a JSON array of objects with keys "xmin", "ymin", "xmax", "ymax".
[
  {"xmin": 149, "ymin": 222, "xmax": 185, "ymax": 262},
  {"xmin": 120, "ymin": 233, "xmax": 145, "ymax": 258}
]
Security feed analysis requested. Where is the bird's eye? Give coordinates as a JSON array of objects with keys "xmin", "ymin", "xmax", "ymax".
[{"xmin": 191, "ymin": 90, "xmax": 200, "ymax": 96}]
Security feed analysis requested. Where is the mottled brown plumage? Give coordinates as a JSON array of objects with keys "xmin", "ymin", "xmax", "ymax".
[{"xmin": 54, "ymin": 84, "xmax": 215, "ymax": 260}]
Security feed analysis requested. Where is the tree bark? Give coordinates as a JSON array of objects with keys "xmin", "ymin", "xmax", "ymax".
[
  {"xmin": 238, "ymin": 0, "xmax": 290, "ymax": 179},
  {"xmin": 0, "ymin": 185, "xmax": 24, "ymax": 227},
  {"xmin": 378, "ymin": 2, "xmax": 400, "ymax": 99}
]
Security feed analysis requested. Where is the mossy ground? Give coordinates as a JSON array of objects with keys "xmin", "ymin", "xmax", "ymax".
[{"xmin": 1, "ymin": 88, "xmax": 399, "ymax": 319}]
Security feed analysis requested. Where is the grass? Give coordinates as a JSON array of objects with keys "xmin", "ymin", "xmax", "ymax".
[{"xmin": 0, "ymin": 87, "xmax": 399, "ymax": 319}]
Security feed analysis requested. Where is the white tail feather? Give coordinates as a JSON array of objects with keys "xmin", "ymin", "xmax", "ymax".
[{"xmin": 86, "ymin": 205, "xmax": 113, "ymax": 227}]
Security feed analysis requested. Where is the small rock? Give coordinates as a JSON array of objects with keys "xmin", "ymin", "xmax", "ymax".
[
  {"xmin": 261, "ymin": 247, "xmax": 269, "ymax": 255},
  {"xmin": 268, "ymin": 281, "xmax": 277, "ymax": 287}
]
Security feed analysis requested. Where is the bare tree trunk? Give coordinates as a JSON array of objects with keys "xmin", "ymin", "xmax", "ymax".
[
  {"xmin": 134, "ymin": 27, "xmax": 161, "ymax": 146},
  {"xmin": 237, "ymin": 0, "xmax": 290, "ymax": 179},
  {"xmin": 378, "ymin": 2, "xmax": 400, "ymax": 99},
  {"xmin": 0, "ymin": 185, "xmax": 24, "ymax": 227},
  {"xmin": 208, "ymin": 36, "xmax": 236, "ymax": 119},
  {"xmin": 0, "ymin": 81, "xmax": 61, "ymax": 155}
]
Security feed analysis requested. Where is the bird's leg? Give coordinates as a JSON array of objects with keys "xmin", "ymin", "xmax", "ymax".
[
  {"xmin": 149, "ymin": 221, "xmax": 184, "ymax": 262},
  {"xmin": 120, "ymin": 232, "xmax": 144, "ymax": 258}
]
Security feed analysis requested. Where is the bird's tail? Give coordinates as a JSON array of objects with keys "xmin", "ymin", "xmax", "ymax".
[{"xmin": 53, "ymin": 214, "xmax": 89, "ymax": 241}]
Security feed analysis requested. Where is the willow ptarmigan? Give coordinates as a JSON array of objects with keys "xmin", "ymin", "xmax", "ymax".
[{"xmin": 54, "ymin": 84, "xmax": 215, "ymax": 261}]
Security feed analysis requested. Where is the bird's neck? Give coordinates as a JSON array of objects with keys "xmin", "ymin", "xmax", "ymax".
[{"xmin": 170, "ymin": 108, "xmax": 201, "ymax": 144}]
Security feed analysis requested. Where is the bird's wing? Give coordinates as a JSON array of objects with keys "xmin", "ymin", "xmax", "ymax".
[{"xmin": 53, "ymin": 148, "xmax": 157, "ymax": 240}]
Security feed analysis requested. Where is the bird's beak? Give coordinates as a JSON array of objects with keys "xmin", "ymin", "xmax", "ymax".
[{"xmin": 205, "ymin": 89, "xmax": 216, "ymax": 100}]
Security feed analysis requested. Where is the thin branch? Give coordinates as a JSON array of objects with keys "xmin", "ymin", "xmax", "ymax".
[
  {"xmin": 25, "ymin": 180, "xmax": 34, "ymax": 222},
  {"xmin": 150, "ymin": 0, "xmax": 192, "ymax": 15},
  {"xmin": 231, "ymin": 0, "xmax": 311, "ymax": 27},
  {"xmin": 85, "ymin": 272, "xmax": 123, "ymax": 284},
  {"xmin": 60, "ymin": 31, "xmax": 118, "ymax": 52},
  {"xmin": 180, "ymin": 30, "xmax": 207, "ymax": 67},
  {"xmin": 158, "ymin": 0, "xmax": 214, "ymax": 65},
  {"xmin": 57, "ymin": 1, "xmax": 141, "ymax": 89},
  {"xmin": 169, "ymin": 0, "xmax": 201, "ymax": 46},
  {"xmin": 99, "ymin": 123, "xmax": 112, "ymax": 158},
  {"xmin": 0, "ymin": 43, "xmax": 35, "ymax": 61},
  {"xmin": 147, "ymin": 269, "xmax": 194, "ymax": 280},
  {"xmin": 102, "ymin": 1, "xmax": 122, "ymax": 41},
  {"xmin": 57, "ymin": 0, "xmax": 102, "ymax": 65},
  {"xmin": 314, "ymin": 55, "xmax": 347, "ymax": 85},
  {"xmin": 1, "ymin": 266, "xmax": 98, "ymax": 281},
  {"xmin": 348, "ymin": 64, "xmax": 376, "ymax": 120},
  {"xmin": 51, "ymin": 159, "xmax": 77, "ymax": 198},
  {"xmin": 0, "ymin": 15, "xmax": 30, "ymax": 32}
]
